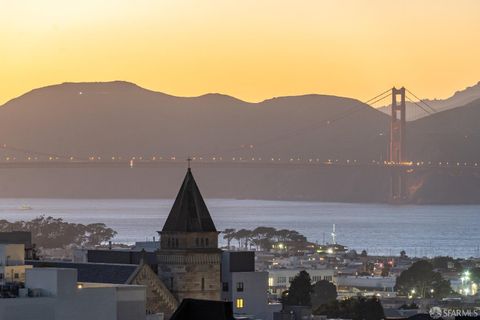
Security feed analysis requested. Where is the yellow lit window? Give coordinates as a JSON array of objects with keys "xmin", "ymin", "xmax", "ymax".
[{"xmin": 236, "ymin": 298, "xmax": 244, "ymax": 309}]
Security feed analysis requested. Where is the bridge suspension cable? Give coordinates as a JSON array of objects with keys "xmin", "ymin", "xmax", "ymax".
[
  {"xmin": 405, "ymin": 88, "xmax": 437, "ymax": 114},
  {"xmin": 192, "ymin": 88, "xmax": 393, "ymax": 158}
]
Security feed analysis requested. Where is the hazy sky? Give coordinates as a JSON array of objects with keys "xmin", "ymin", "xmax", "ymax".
[{"xmin": 1, "ymin": 0, "xmax": 480, "ymax": 105}]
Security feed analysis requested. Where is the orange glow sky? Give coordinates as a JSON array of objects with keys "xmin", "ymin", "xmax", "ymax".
[{"xmin": 1, "ymin": 0, "xmax": 480, "ymax": 105}]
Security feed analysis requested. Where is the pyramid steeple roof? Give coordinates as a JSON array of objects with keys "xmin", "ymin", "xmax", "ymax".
[{"xmin": 162, "ymin": 168, "xmax": 217, "ymax": 233}]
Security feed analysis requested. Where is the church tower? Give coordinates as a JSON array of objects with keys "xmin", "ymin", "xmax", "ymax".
[{"xmin": 157, "ymin": 168, "xmax": 222, "ymax": 301}]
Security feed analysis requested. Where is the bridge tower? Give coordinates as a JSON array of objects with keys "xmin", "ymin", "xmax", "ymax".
[{"xmin": 389, "ymin": 87, "xmax": 407, "ymax": 202}]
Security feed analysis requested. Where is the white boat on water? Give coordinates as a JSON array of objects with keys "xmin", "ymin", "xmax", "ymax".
[{"xmin": 19, "ymin": 205, "xmax": 32, "ymax": 210}]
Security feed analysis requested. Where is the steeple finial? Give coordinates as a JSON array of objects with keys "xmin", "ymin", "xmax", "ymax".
[{"xmin": 187, "ymin": 157, "xmax": 192, "ymax": 170}]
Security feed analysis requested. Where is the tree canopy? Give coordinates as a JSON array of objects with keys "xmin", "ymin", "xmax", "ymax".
[
  {"xmin": 282, "ymin": 270, "xmax": 313, "ymax": 307},
  {"xmin": 314, "ymin": 296, "xmax": 384, "ymax": 320},
  {"xmin": 222, "ymin": 226, "xmax": 308, "ymax": 251},
  {"xmin": 0, "ymin": 216, "xmax": 117, "ymax": 249},
  {"xmin": 311, "ymin": 280, "xmax": 337, "ymax": 310},
  {"xmin": 395, "ymin": 260, "xmax": 452, "ymax": 298}
]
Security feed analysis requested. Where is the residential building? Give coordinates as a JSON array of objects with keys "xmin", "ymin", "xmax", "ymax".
[
  {"xmin": 268, "ymin": 268, "xmax": 336, "ymax": 297},
  {"xmin": 221, "ymin": 251, "xmax": 275, "ymax": 319},
  {"xmin": 27, "ymin": 260, "xmax": 178, "ymax": 317},
  {"xmin": 0, "ymin": 244, "xmax": 32, "ymax": 285},
  {"xmin": 0, "ymin": 231, "xmax": 35, "ymax": 259},
  {"xmin": 0, "ymin": 268, "xmax": 146, "ymax": 320},
  {"xmin": 336, "ymin": 275, "xmax": 396, "ymax": 298}
]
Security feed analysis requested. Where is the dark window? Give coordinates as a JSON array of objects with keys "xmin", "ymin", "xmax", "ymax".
[
  {"xmin": 205, "ymin": 238, "xmax": 209, "ymax": 247},
  {"xmin": 222, "ymin": 282, "xmax": 229, "ymax": 292},
  {"xmin": 0, "ymin": 273, "xmax": 3, "ymax": 280},
  {"xmin": 201, "ymin": 238, "xmax": 205, "ymax": 246},
  {"xmin": 14, "ymin": 273, "xmax": 19, "ymax": 279},
  {"xmin": 236, "ymin": 282, "xmax": 244, "ymax": 292},
  {"xmin": 196, "ymin": 238, "xmax": 199, "ymax": 246},
  {"xmin": 170, "ymin": 277, "xmax": 174, "ymax": 290},
  {"xmin": 175, "ymin": 238, "xmax": 179, "ymax": 248},
  {"xmin": 201, "ymin": 278, "xmax": 205, "ymax": 290},
  {"xmin": 167, "ymin": 238, "xmax": 171, "ymax": 247}
]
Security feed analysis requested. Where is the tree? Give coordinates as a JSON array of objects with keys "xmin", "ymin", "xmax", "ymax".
[
  {"xmin": 234, "ymin": 229, "xmax": 251, "ymax": 249},
  {"xmin": 222, "ymin": 228, "xmax": 236, "ymax": 249},
  {"xmin": 251, "ymin": 227, "xmax": 276, "ymax": 251},
  {"xmin": 361, "ymin": 249, "xmax": 368, "ymax": 257},
  {"xmin": 314, "ymin": 297, "xmax": 384, "ymax": 320},
  {"xmin": 395, "ymin": 260, "xmax": 452, "ymax": 298},
  {"xmin": 431, "ymin": 256, "xmax": 462, "ymax": 271},
  {"xmin": 311, "ymin": 280, "xmax": 337, "ymax": 310},
  {"xmin": 283, "ymin": 270, "xmax": 313, "ymax": 306},
  {"xmin": 0, "ymin": 216, "xmax": 117, "ymax": 249}
]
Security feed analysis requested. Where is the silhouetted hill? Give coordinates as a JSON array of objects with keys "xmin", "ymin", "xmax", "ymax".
[
  {"xmin": 0, "ymin": 81, "xmax": 390, "ymax": 162},
  {"xmin": 408, "ymin": 97, "xmax": 480, "ymax": 162},
  {"xmin": 379, "ymin": 81, "xmax": 480, "ymax": 121},
  {"xmin": 0, "ymin": 81, "xmax": 479, "ymax": 203}
]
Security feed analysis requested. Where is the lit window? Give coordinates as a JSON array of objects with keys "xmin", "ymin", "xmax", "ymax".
[
  {"xmin": 236, "ymin": 298, "xmax": 244, "ymax": 309},
  {"xmin": 268, "ymin": 277, "xmax": 274, "ymax": 286}
]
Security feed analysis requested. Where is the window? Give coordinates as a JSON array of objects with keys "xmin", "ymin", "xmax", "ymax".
[
  {"xmin": 205, "ymin": 238, "xmax": 209, "ymax": 246},
  {"xmin": 222, "ymin": 282, "xmax": 229, "ymax": 292},
  {"xmin": 175, "ymin": 238, "xmax": 179, "ymax": 248},
  {"xmin": 268, "ymin": 277, "xmax": 274, "ymax": 286},
  {"xmin": 236, "ymin": 282, "xmax": 244, "ymax": 292},
  {"xmin": 196, "ymin": 238, "xmax": 199, "ymax": 247},
  {"xmin": 170, "ymin": 277, "xmax": 174, "ymax": 290},
  {"xmin": 14, "ymin": 273, "xmax": 19, "ymax": 279},
  {"xmin": 201, "ymin": 238, "xmax": 205, "ymax": 246},
  {"xmin": 167, "ymin": 238, "xmax": 171, "ymax": 247},
  {"xmin": 201, "ymin": 277, "xmax": 205, "ymax": 290},
  {"xmin": 0, "ymin": 273, "xmax": 3, "ymax": 280},
  {"xmin": 236, "ymin": 298, "xmax": 244, "ymax": 309},
  {"xmin": 277, "ymin": 276, "xmax": 286, "ymax": 284}
]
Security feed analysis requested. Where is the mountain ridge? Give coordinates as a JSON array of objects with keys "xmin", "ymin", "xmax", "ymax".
[{"xmin": 0, "ymin": 81, "xmax": 479, "ymax": 203}]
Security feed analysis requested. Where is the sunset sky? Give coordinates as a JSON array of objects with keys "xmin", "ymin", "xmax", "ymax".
[{"xmin": 1, "ymin": 0, "xmax": 480, "ymax": 105}]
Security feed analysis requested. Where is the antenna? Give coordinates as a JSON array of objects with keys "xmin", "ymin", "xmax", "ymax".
[{"xmin": 331, "ymin": 224, "xmax": 336, "ymax": 245}]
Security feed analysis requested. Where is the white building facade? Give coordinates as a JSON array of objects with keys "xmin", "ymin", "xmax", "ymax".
[
  {"xmin": 268, "ymin": 268, "xmax": 336, "ymax": 297},
  {"xmin": 0, "ymin": 268, "xmax": 146, "ymax": 320},
  {"xmin": 0, "ymin": 244, "xmax": 32, "ymax": 285}
]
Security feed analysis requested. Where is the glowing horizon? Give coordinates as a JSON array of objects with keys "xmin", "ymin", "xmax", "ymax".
[{"xmin": 1, "ymin": 0, "xmax": 480, "ymax": 105}]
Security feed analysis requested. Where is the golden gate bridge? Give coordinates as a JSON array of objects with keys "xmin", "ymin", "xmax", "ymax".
[{"xmin": 0, "ymin": 87, "xmax": 478, "ymax": 202}]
